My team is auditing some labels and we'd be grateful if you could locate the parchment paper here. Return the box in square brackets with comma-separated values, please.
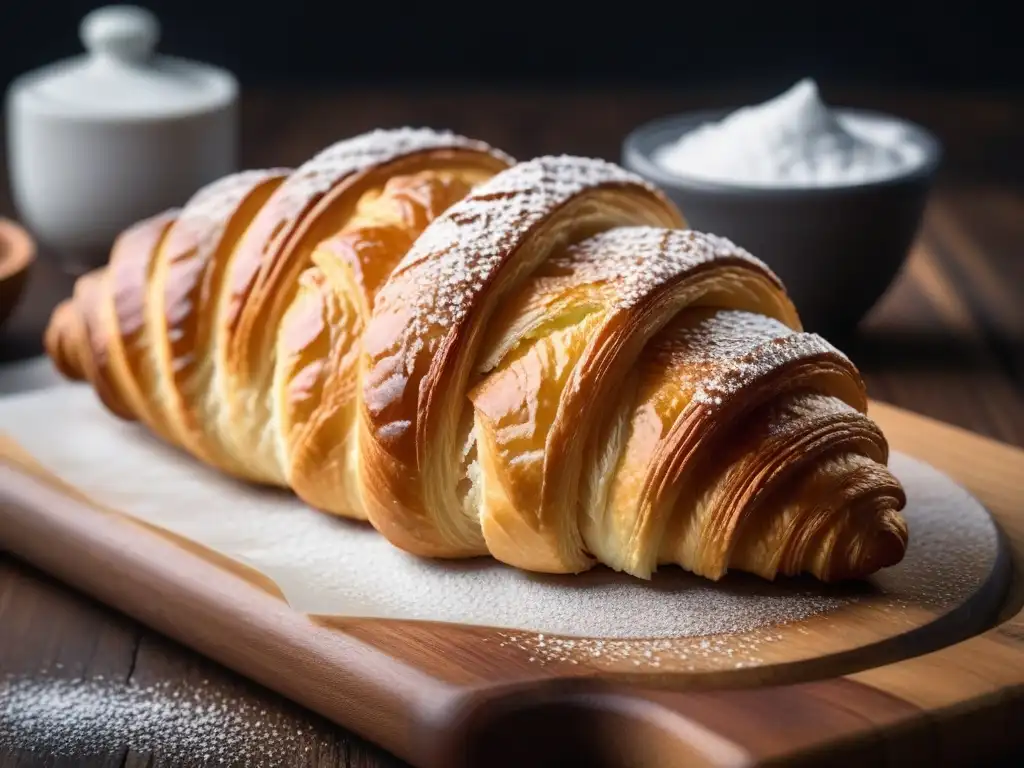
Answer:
[0, 379, 999, 638]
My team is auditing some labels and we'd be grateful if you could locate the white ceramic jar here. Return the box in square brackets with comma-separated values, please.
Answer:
[5, 5, 238, 271]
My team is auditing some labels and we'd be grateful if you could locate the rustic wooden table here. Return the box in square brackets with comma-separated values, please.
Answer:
[1, 85, 1022, 767]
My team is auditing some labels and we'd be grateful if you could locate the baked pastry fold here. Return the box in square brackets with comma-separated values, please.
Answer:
[45, 127, 908, 583]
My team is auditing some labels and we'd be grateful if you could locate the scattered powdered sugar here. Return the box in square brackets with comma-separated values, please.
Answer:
[168, 168, 293, 263]
[555, 227, 778, 310]
[373, 155, 662, 340]
[653, 309, 847, 407]
[271, 127, 511, 228]
[227, 127, 513, 314]
[489, 630, 788, 670]
[362, 156, 665, 434]
[163, 168, 291, 298]
[0, 673, 337, 764]
[0, 387, 1002, 649]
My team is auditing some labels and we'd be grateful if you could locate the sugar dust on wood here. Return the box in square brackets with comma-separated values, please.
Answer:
[0, 673, 339, 765]
[489, 629, 787, 668]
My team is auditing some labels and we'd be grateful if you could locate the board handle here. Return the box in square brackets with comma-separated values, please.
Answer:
[437, 667, 1009, 768]
[440, 680, 755, 767]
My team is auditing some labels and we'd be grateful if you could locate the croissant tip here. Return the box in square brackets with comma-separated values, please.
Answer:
[824, 523, 908, 582]
[863, 525, 909, 573]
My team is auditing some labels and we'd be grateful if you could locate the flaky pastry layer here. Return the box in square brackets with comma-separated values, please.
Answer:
[46, 128, 908, 583]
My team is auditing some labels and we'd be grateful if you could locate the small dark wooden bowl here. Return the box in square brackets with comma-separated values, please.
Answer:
[622, 109, 942, 342]
[0, 219, 36, 333]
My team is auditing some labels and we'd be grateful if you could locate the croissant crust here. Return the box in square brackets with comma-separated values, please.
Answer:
[45, 127, 908, 583]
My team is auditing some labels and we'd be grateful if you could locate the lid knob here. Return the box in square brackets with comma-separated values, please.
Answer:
[80, 5, 160, 64]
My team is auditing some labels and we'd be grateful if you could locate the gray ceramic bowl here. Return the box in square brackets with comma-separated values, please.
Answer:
[622, 109, 942, 341]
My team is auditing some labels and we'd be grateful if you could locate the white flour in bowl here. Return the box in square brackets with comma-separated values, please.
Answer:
[653, 78, 927, 187]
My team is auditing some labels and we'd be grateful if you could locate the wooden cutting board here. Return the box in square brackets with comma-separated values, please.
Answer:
[1, 398, 1023, 767]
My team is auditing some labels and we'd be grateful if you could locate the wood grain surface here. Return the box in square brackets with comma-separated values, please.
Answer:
[2, 84, 1023, 766]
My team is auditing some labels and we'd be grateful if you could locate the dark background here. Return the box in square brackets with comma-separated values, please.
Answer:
[0, 0, 1019, 93]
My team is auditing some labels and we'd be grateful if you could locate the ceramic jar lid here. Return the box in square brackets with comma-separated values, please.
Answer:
[7, 4, 237, 121]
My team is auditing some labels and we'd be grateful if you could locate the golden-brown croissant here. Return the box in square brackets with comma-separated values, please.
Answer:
[45, 127, 908, 583]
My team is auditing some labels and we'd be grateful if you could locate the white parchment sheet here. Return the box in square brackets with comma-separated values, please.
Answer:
[0, 383, 998, 638]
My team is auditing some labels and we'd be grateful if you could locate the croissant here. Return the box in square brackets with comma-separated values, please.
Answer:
[45, 127, 908, 583]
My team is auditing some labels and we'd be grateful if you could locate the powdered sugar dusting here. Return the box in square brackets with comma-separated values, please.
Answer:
[0, 389, 1003, 650]
[555, 227, 779, 310]
[229, 127, 512, 307]
[361, 156, 665, 433]
[166, 169, 291, 269]
[375, 155, 662, 341]
[0, 674, 339, 763]
[653, 309, 847, 407]
[490, 629, 788, 670]
[274, 128, 511, 224]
